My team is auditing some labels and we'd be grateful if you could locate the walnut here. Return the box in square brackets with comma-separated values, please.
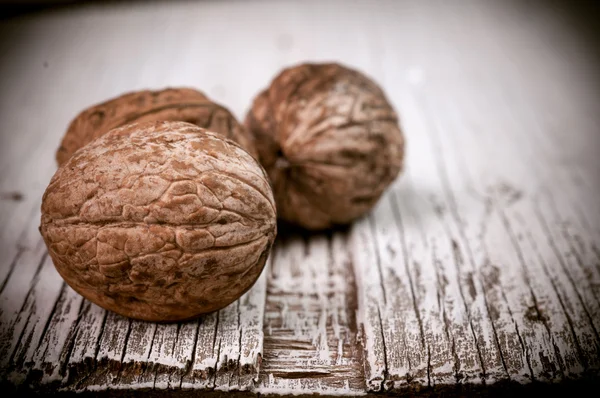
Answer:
[40, 121, 276, 322]
[56, 88, 256, 165]
[245, 63, 404, 230]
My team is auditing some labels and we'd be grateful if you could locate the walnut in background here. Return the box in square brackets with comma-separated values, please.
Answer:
[56, 87, 257, 165]
[246, 63, 405, 230]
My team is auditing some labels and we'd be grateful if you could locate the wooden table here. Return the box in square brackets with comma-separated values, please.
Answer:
[1, 0, 599, 395]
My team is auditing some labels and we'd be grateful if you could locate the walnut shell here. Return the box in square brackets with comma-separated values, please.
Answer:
[56, 88, 257, 165]
[41, 121, 276, 322]
[245, 63, 404, 230]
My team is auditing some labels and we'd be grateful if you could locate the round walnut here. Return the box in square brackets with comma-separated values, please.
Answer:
[245, 63, 404, 230]
[41, 121, 276, 322]
[56, 87, 256, 165]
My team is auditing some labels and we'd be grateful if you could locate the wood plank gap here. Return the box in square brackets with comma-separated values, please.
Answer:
[211, 312, 221, 389]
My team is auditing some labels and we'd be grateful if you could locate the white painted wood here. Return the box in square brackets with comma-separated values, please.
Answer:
[259, 232, 364, 395]
[0, 0, 599, 395]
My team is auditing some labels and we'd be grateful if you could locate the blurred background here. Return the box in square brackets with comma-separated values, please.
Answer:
[1, 0, 599, 184]
[1, 0, 599, 246]
[0, 0, 598, 240]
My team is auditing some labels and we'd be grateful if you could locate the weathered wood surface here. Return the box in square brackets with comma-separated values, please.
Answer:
[1, 0, 599, 395]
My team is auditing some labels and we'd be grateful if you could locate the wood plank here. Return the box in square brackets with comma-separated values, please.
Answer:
[353, 91, 495, 391]
[169, 320, 200, 388]
[79, 312, 131, 390]
[213, 302, 242, 390]
[455, 67, 600, 378]
[1, 256, 64, 384]
[180, 312, 219, 389]
[368, 198, 428, 389]
[427, 70, 598, 381]
[387, 184, 456, 388]
[56, 276, 266, 392]
[64, 302, 108, 386]
[217, 268, 268, 391]
[398, 0, 598, 379]
[350, 218, 387, 392]
[509, 203, 589, 378]
[421, 91, 534, 384]
[0, 235, 47, 364]
[111, 319, 156, 387]
[435, 91, 566, 383]
[30, 285, 85, 385]
[0, 202, 40, 292]
[258, 233, 364, 395]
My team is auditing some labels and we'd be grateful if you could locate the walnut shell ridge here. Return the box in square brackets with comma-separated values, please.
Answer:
[245, 63, 405, 230]
[41, 121, 276, 322]
[56, 87, 257, 165]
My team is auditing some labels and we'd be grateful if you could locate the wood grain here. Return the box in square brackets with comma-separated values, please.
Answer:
[1, 0, 599, 395]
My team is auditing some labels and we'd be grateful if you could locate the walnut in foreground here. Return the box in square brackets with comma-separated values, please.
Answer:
[56, 87, 257, 165]
[41, 121, 276, 322]
[245, 63, 404, 230]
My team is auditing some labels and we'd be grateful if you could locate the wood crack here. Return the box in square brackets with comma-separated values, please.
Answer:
[513, 323, 534, 380]
[211, 311, 220, 388]
[377, 307, 389, 391]
[480, 284, 510, 380]
[235, 300, 242, 387]
[212, 338, 222, 389]
[118, 319, 134, 366]
[92, 311, 110, 369]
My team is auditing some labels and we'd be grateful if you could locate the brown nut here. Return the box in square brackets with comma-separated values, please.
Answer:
[56, 87, 257, 165]
[41, 121, 276, 322]
[245, 63, 404, 230]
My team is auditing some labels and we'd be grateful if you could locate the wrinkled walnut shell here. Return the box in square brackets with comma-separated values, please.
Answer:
[245, 63, 404, 230]
[41, 121, 276, 322]
[56, 88, 256, 165]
